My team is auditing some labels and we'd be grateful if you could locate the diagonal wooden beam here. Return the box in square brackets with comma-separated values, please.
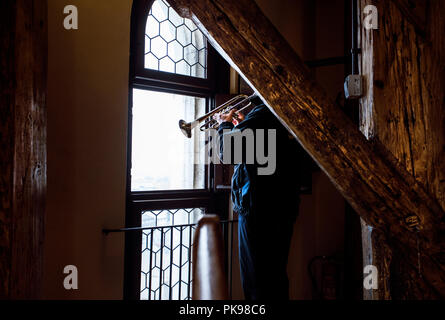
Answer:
[167, 0, 445, 296]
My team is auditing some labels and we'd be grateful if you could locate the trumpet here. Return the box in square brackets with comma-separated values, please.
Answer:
[179, 93, 257, 138]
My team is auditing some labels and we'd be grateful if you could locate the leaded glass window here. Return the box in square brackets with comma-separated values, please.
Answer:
[145, 0, 207, 78]
[140, 208, 203, 300]
[127, 0, 223, 301]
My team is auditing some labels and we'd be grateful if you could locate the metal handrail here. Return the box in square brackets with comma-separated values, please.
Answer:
[103, 219, 238, 235]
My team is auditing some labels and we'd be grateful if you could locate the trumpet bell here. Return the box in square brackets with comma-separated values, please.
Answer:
[179, 119, 192, 138]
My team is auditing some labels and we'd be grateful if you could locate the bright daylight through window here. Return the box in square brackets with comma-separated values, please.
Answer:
[131, 89, 206, 191]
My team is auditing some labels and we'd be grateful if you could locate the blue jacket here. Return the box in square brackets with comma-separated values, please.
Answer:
[217, 104, 304, 218]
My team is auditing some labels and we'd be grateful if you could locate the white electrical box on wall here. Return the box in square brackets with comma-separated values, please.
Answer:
[344, 74, 363, 99]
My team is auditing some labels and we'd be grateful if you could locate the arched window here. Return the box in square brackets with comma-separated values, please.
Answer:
[125, 0, 229, 300]
[130, 0, 215, 193]
[144, 0, 207, 78]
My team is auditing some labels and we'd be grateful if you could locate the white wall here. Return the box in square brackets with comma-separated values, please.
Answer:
[44, 0, 132, 299]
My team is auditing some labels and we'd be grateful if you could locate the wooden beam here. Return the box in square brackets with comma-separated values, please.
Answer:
[359, 0, 445, 298]
[391, 0, 427, 38]
[192, 215, 228, 300]
[0, 0, 47, 299]
[167, 0, 445, 296]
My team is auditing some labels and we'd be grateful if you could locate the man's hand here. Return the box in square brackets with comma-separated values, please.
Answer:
[213, 109, 245, 125]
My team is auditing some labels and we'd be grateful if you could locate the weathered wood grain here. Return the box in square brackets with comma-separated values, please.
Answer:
[167, 0, 445, 296]
[360, 0, 445, 299]
[390, 0, 427, 38]
[0, 0, 47, 299]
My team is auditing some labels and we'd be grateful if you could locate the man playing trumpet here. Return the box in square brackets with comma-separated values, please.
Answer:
[214, 97, 305, 300]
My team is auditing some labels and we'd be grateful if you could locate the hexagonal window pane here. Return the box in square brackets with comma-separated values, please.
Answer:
[192, 30, 205, 50]
[142, 231, 147, 247]
[151, 36, 167, 59]
[181, 234, 189, 248]
[141, 288, 149, 300]
[180, 282, 189, 300]
[171, 282, 180, 300]
[144, 52, 158, 70]
[163, 229, 172, 249]
[161, 250, 171, 270]
[140, 272, 147, 290]
[160, 20, 175, 43]
[151, 0, 168, 22]
[142, 212, 156, 227]
[172, 245, 181, 266]
[199, 48, 206, 66]
[172, 209, 188, 225]
[154, 251, 162, 269]
[167, 41, 183, 62]
[161, 284, 170, 299]
[145, 35, 151, 54]
[184, 44, 198, 65]
[172, 228, 181, 250]
[156, 210, 172, 227]
[152, 289, 159, 300]
[141, 250, 151, 273]
[181, 265, 189, 283]
[162, 268, 170, 285]
[176, 25, 192, 46]
[151, 268, 160, 290]
[169, 7, 183, 26]
[152, 229, 162, 251]
[184, 18, 197, 32]
[176, 60, 191, 76]
[191, 64, 205, 78]
[181, 245, 189, 266]
[145, 15, 159, 38]
[171, 264, 180, 285]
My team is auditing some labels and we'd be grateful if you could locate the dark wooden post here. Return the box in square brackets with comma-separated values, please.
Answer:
[166, 0, 445, 297]
[0, 0, 47, 299]
[359, 0, 445, 299]
[192, 215, 228, 300]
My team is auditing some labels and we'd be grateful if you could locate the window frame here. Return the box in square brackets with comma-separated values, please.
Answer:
[130, 0, 216, 96]
[124, 0, 229, 300]
[128, 0, 218, 197]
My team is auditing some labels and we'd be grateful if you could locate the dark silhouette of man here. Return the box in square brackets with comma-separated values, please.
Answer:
[215, 98, 305, 300]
